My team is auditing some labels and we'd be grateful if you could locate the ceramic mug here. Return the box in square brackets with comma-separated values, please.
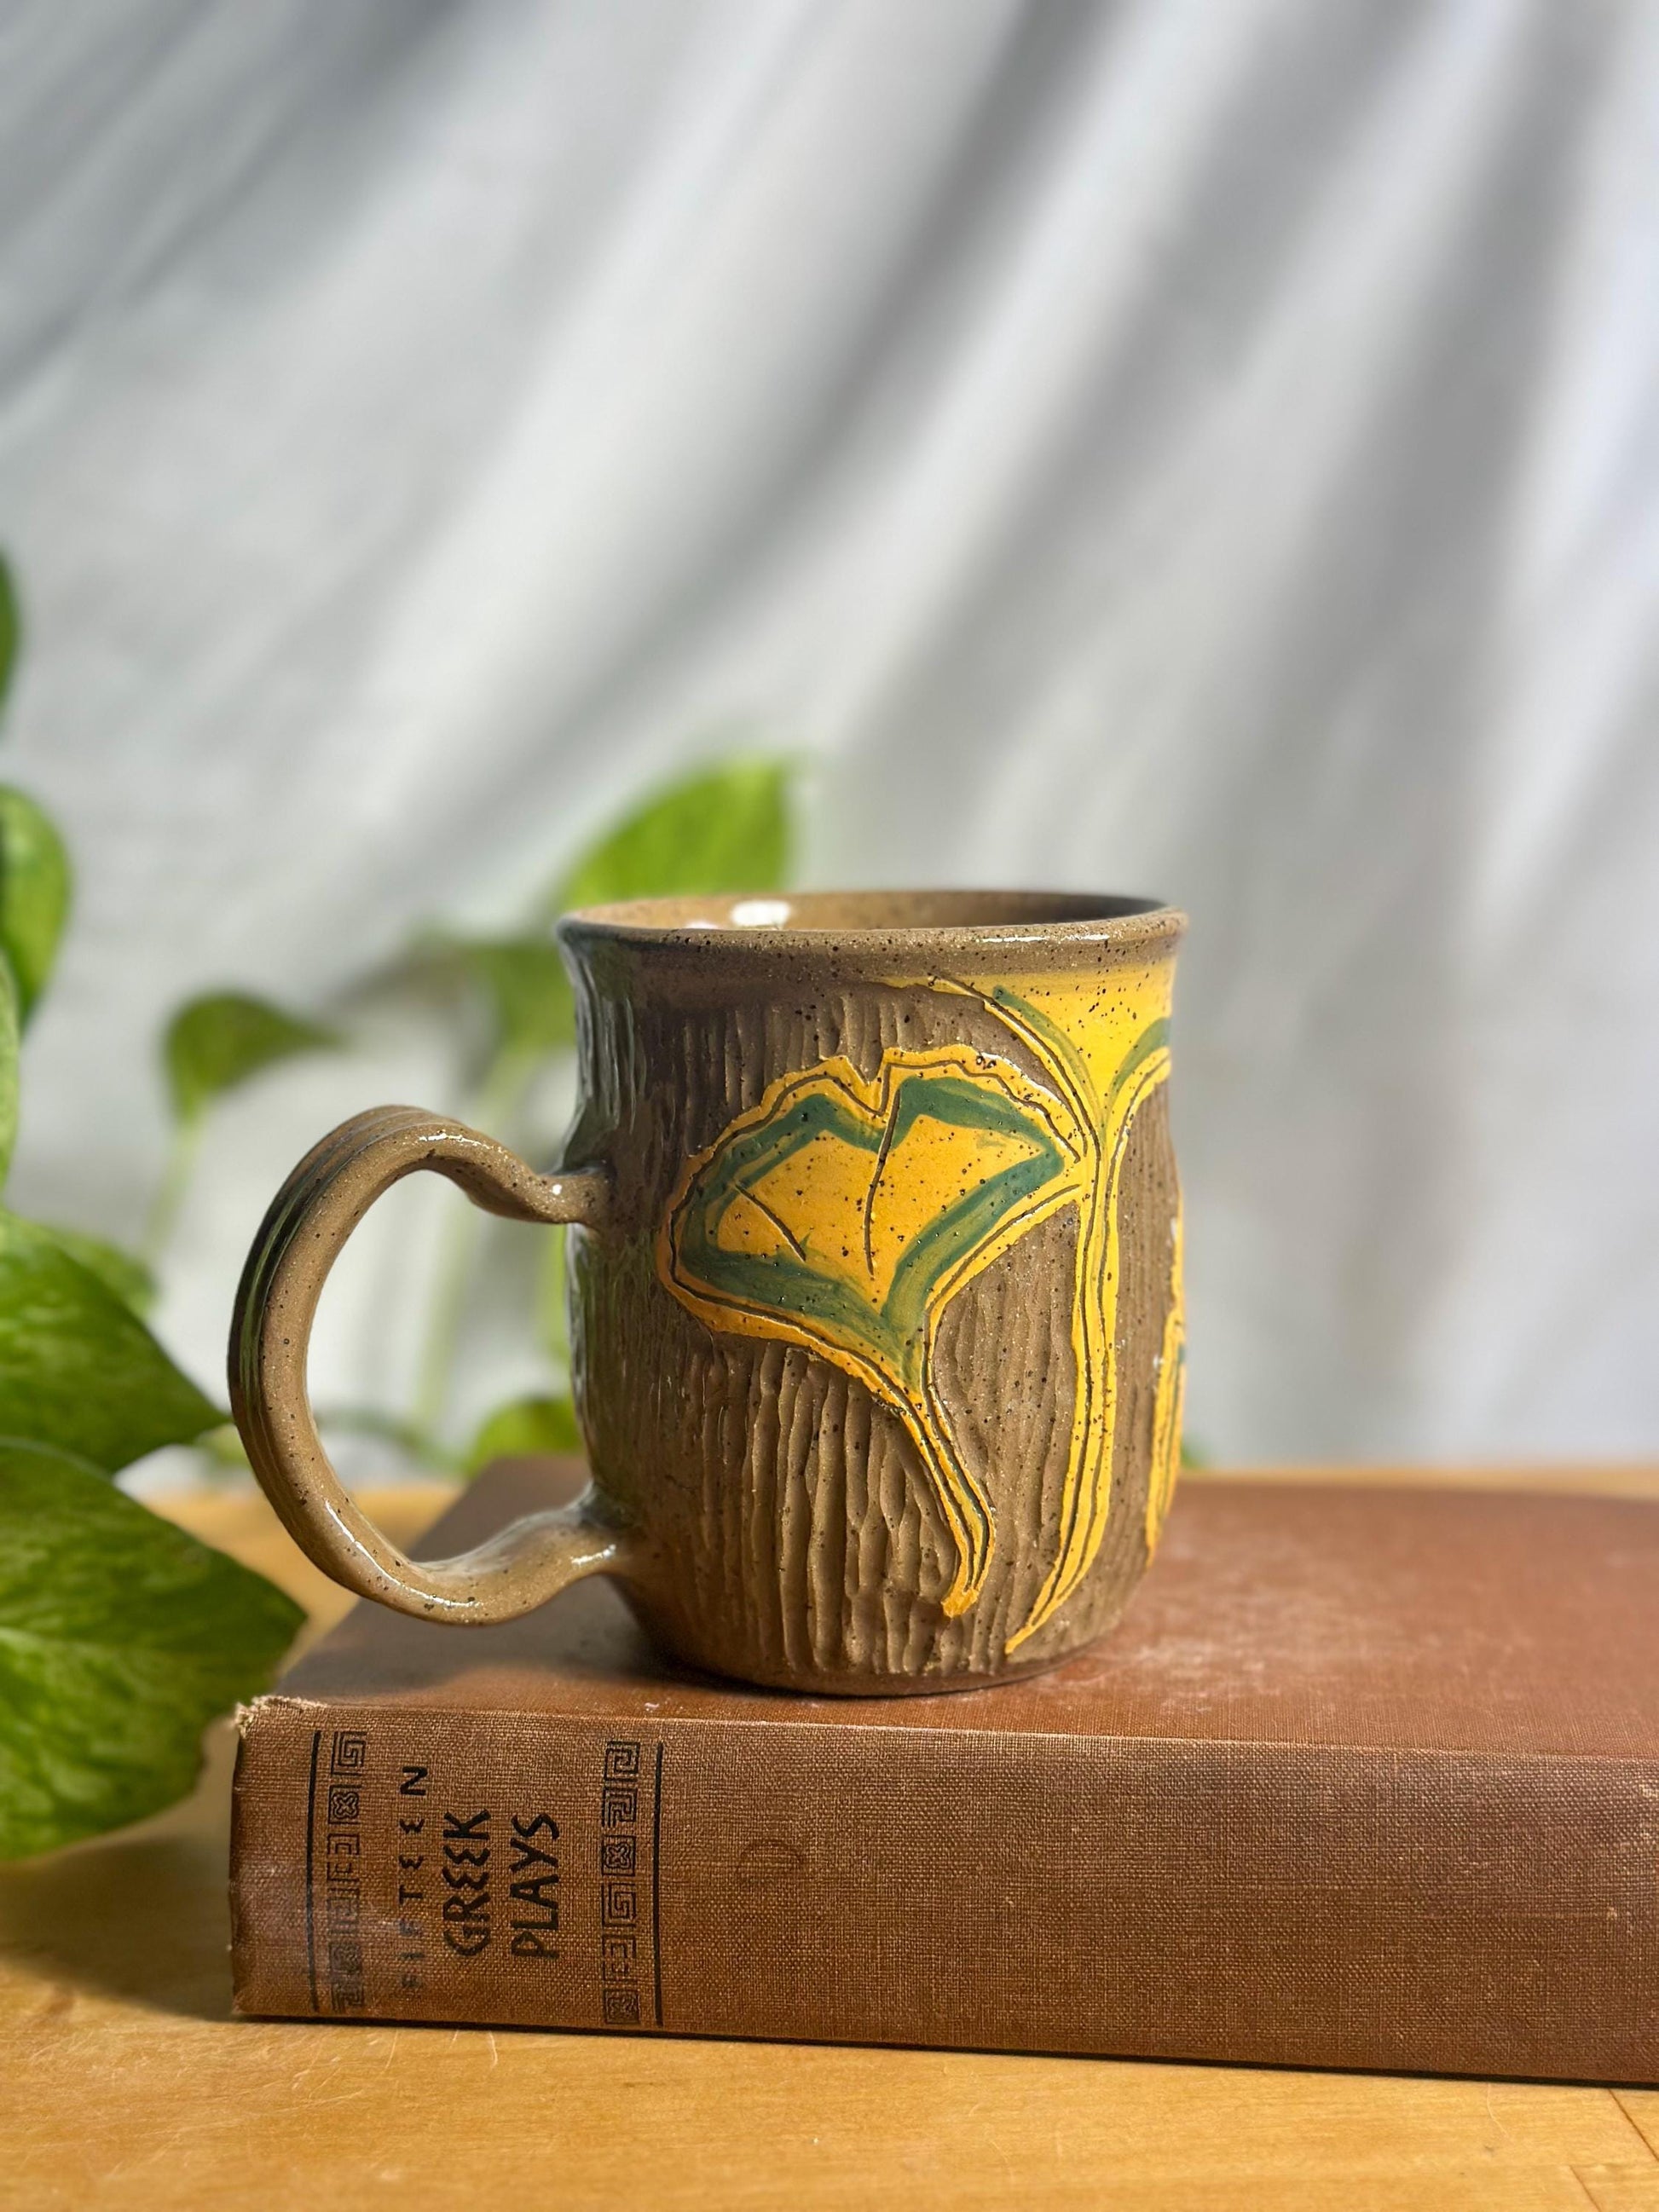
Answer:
[230, 891, 1186, 1694]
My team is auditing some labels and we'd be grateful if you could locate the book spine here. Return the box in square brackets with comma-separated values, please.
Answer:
[231, 1695, 1659, 2079]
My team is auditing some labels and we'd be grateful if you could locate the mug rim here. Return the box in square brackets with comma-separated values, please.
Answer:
[558, 888, 1185, 958]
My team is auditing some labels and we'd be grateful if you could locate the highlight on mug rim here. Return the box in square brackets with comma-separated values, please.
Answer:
[558, 888, 1187, 959]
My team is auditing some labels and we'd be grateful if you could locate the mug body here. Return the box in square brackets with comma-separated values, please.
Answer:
[557, 891, 1185, 1695]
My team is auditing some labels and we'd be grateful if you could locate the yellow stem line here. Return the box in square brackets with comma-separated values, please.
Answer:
[1007, 1044, 1170, 1650]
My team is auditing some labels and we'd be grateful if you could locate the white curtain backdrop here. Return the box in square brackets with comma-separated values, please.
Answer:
[1, 0, 1656, 1468]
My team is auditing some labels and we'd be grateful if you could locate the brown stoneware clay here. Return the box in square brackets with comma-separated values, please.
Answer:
[229, 891, 1185, 1693]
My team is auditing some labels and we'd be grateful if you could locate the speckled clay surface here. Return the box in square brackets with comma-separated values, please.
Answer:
[230, 891, 1185, 1695]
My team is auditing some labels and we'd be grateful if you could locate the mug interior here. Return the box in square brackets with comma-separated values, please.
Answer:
[561, 888, 1170, 937]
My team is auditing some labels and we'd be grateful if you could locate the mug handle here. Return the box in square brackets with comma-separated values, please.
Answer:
[228, 1105, 631, 1625]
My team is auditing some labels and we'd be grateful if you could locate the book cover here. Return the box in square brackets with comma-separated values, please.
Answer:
[232, 1458, 1659, 2080]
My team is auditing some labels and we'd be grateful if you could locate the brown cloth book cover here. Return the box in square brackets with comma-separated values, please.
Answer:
[231, 1460, 1659, 2081]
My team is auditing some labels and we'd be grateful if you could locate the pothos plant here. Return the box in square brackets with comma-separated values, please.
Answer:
[0, 557, 303, 1862]
[158, 753, 795, 1480]
[0, 550, 795, 1862]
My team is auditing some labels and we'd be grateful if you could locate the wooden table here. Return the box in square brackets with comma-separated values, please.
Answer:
[8, 1470, 1659, 2211]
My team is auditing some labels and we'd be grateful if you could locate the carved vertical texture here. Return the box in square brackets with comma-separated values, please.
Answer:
[567, 958, 1180, 1691]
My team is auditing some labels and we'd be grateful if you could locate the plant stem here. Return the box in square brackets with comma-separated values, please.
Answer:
[142, 1117, 204, 1268]
[316, 1403, 460, 1474]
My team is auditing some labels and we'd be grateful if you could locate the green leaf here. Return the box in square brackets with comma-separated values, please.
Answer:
[0, 556, 17, 720]
[192, 1420, 252, 1472]
[429, 760, 795, 1070]
[552, 758, 793, 915]
[0, 1212, 218, 1470]
[26, 1223, 154, 1315]
[164, 992, 336, 1127]
[0, 959, 16, 1190]
[0, 1441, 303, 1858]
[0, 787, 71, 1022]
[454, 937, 574, 1060]
[464, 1393, 581, 1476]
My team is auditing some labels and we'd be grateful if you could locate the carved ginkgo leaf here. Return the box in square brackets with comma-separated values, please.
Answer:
[660, 1046, 1084, 1611]
[656, 989, 1178, 1648]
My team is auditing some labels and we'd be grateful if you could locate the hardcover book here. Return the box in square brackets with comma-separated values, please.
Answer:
[231, 1458, 1659, 2080]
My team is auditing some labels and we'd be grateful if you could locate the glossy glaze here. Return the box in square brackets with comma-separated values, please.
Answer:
[230, 892, 1185, 1694]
